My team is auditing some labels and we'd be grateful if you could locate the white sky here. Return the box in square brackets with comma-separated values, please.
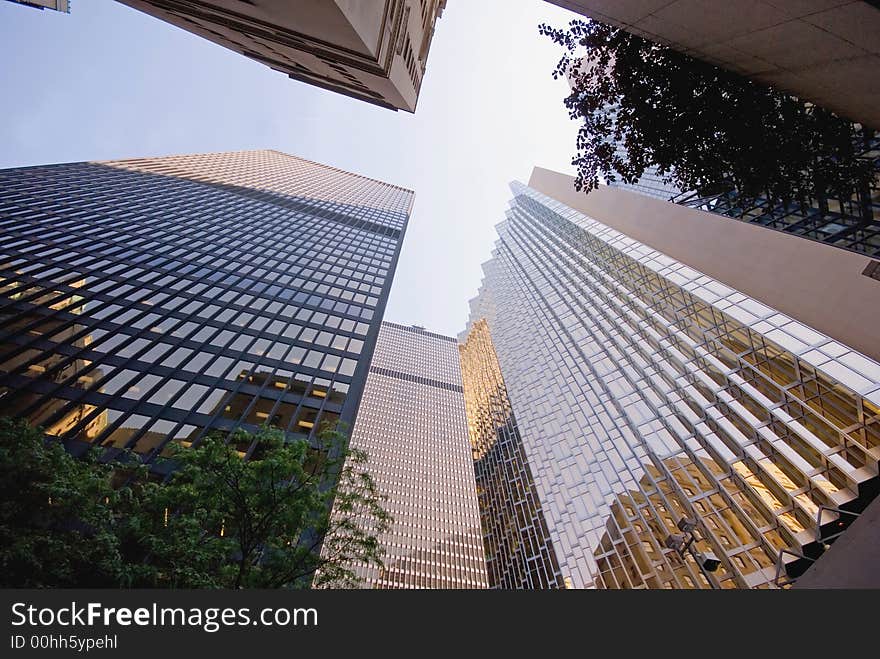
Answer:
[0, 0, 581, 336]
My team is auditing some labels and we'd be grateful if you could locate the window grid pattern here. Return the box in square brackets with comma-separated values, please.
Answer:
[326, 322, 488, 589]
[459, 318, 565, 589]
[0, 150, 411, 462]
[612, 137, 880, 257]
[467, 181, 880, 589]
[609, 143, 682, 202]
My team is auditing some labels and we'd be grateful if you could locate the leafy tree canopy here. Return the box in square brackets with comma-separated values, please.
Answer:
[0, 417, 120, 587]
[0, 417, 390, 588]
[539, 19, 876, 206]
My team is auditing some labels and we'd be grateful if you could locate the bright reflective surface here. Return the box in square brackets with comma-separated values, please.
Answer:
[465, 182, 880, 588]
[0, 150, 411, 460]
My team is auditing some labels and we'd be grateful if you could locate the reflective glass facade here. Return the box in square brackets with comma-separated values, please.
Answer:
[0, 150, 412, 464]
[327, 321, 488, 588]
[459, 318, 565, 589]
[609, 143, 681, 202]
[466, 181, 880, 588]
[611, 138, 880, 257]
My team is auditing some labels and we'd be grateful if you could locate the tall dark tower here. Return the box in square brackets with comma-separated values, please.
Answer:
[0, 150, 412, 464]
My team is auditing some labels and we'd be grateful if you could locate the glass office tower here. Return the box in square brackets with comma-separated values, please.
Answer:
[608, 143, 681, 203]
[606, 144, 880, 257]
[0, 150, 412, 466]
[464, 180, 880, 588]
[459, 318, 565, 589]
[327, 321, 488, 588]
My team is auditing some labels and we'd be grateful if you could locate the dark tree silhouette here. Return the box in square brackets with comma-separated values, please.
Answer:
[539, 19, 876, 206]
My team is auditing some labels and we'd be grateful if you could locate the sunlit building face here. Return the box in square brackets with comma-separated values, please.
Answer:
[326, 322, 488, 589]
[0, 150, 412, 462]
[115, 1, 447, 113]
[459, 318, 565, 589]
[463, 181, 880, 589]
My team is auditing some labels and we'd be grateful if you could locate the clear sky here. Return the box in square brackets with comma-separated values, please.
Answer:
[0, 0, 580, 337]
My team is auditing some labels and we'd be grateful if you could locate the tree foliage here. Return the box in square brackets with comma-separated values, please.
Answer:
[538, 19, 876, 206]
[0, 417, 390, 588]
[0, 418, 121, 587]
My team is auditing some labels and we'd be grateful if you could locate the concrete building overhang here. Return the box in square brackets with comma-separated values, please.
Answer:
[546, 1, 880, 128]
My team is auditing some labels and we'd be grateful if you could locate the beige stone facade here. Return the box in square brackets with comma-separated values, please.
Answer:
[116, 0, 446, 111]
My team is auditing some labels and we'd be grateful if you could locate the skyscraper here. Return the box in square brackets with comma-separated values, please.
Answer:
[459, 318, 565, 589]
[462, 177, 880, 588]
[0, 150, 412, 466]
[607, 154, 680, 202]
[326, 321, 488, 589]
[115, 1, 446, 112]
[581, 110, 878, 255]
[558, 12, 879, 256]
[664, 159, 880, 257]
[528, 168, 880, 365]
